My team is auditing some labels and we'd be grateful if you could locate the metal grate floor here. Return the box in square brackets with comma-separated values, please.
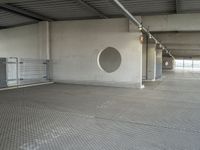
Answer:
[1, 71, 200, 150]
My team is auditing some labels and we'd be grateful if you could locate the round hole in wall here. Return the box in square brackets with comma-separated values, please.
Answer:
[98, 47, 122, 73]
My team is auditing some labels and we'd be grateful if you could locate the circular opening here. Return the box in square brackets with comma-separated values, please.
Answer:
[98, 47, 122, 73]
[165, 61, 169, 66]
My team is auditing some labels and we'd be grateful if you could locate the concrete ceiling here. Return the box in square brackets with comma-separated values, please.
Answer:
[153, 32, 200, 57]
[0, 0, 200, 28]
[0, 0, 200, 58]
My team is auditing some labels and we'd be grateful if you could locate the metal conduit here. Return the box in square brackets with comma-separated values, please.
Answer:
[110, 0, 175, 59]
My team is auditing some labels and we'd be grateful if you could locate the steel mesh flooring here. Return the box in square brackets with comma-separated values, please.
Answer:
[1, 71, 200, 150]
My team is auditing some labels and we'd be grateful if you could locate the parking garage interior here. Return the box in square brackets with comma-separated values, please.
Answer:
[0, 0, 200, 149]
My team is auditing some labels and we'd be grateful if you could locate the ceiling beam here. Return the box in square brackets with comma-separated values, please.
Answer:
[166, 44, 200, 50]
[175, 0, 180, 13]
[0, 26, 7, 29]
[0, 3, 54, 21]
[171, 49, 200, 52]
[0, 0, 34, 3]
[76, 0, 108, 19]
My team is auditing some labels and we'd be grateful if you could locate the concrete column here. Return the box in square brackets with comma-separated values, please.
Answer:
[156, 49, 162, 79]
[147, 44, 156, 81]
[142, 42, 147, 80]
[142, 35, 148, 80]
[38, 21, 50, 60]
[163, 57, 175, 70]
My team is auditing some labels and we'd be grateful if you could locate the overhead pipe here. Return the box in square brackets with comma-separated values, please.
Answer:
[110, 0, 175, 59]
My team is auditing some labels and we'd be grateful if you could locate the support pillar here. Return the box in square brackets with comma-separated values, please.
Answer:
[38, 21, 50, 60]
[147, 44, 156, 81]
[156, 49, 162, 79]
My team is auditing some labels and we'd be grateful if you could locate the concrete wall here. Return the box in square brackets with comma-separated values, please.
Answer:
[0, 18, 143, 88]
[50, 18, 143, 88]
[0, 22, 48, 59]
[0, 22, 50, 87]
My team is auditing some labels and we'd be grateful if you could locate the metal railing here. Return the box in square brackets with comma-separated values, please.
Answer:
[0, 57, 50, 89]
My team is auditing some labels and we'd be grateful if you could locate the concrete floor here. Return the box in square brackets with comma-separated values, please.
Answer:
[1, 70, 200, 150]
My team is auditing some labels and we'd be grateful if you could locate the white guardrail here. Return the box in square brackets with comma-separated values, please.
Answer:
[0, 57, 51, 89]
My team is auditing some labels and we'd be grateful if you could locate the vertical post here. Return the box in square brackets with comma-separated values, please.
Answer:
[38, 21, 50, 60]
[46, 21, 50, 60]
[16, 57, 19, 87]
[146, 35, 149, 80]
[147, 44, 157, 81]
[156, 49, 163, 79]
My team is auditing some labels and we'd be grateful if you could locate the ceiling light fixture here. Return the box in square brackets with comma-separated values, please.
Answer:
[138, 25, 143, 31]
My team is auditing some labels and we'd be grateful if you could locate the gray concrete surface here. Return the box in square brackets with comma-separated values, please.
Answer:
[51, 19, 142, 88]
[0, 19, 143, 88]
[0, 22, 49, 59]
[152, 32, 200, 57]
[156, 49, 162, 79]
[0, 70, 200, 150]
[142, 13, 200, 32]
[147, 44, 156, 81]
